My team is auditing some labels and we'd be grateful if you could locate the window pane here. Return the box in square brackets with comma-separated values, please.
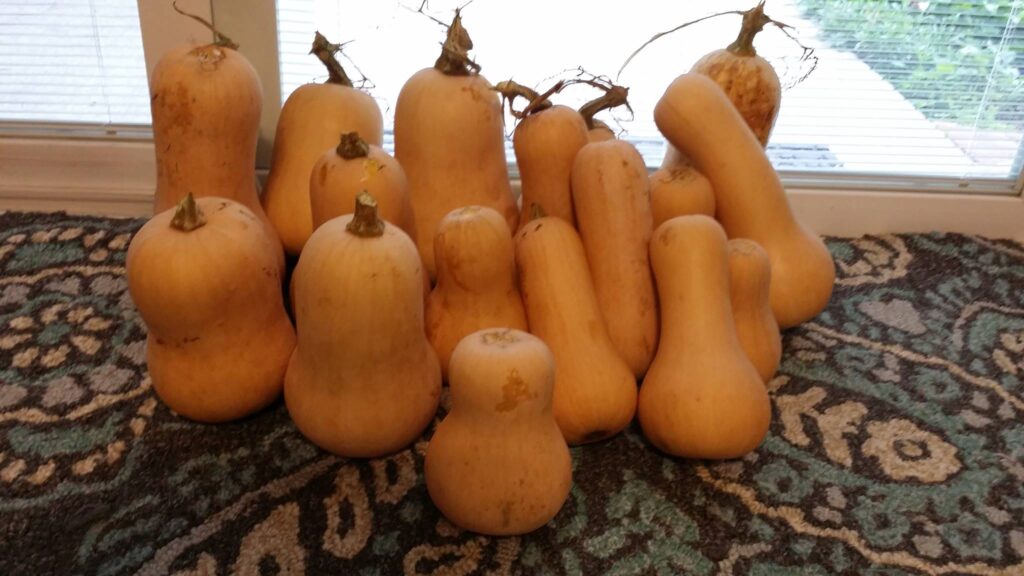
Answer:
[0, 0, 151, 125]
[276, 0, 1023, 186]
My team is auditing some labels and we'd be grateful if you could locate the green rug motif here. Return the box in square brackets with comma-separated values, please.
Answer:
[1, 211, 1023, 575]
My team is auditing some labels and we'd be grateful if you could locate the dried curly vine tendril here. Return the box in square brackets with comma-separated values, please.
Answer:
[310, 31, 354, 87]
[171, 1, 238, 50]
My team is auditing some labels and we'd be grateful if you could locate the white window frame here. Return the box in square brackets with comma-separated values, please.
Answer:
[0, 0, 1021, 241]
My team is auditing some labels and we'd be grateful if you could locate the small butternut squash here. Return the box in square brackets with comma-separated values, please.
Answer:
[262, 32, 384, 255]
[691, 1, 781, 147]
[426, 206, 528, 379]
[425, 328, 572, 536]
[728, 238, 782, 383]
[394, 11, 518, 279]
[149, 25, 283, 266]
[515, 215, 637, 445]
[654, 72, 834, 328]
[285, 192, 441, 457]
[571, 140, 658, 377]
[309, 131, 416, 238]
[640, 215, 771, 459]
[650, 164, 716, 227]
[126, 194, 295, 423]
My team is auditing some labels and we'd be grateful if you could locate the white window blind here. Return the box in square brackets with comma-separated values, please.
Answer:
[0, 0, 150, 125]
[277, 0, 1022, 192]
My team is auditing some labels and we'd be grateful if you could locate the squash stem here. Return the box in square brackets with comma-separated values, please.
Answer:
[529, 202, 547, 221]
[434, 9, 481, 76]
[494, 79, 554, 119]
[346, 191, 385, 237]
[310, 31, 354, 87]
[578, 84, 631, 130]
[171, 1, 238, 50]
[727, 1, 771, 57]
[170, 193, 206, 232]
[337, 132, 370, 159]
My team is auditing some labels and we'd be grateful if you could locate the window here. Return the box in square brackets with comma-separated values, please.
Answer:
[0, 0, 151, 126]
[276, 0, 1023, 194]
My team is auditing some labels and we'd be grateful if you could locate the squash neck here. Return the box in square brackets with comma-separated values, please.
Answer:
[727, 1, 770, 57]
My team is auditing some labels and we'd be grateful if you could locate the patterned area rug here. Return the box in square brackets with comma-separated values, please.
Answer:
[2, 210, 1024, 575]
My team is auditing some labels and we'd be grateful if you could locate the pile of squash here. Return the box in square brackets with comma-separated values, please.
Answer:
[126, 3, 834, 536]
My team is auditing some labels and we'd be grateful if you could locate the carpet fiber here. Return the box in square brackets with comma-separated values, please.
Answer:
[2, 210, 1023, 575]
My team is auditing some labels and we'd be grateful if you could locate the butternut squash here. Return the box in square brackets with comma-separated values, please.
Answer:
[587, 119, 616, 142]
[640, 215, 771, 459]
[502, 83, 588, 228]
[728, 238, 782, 383]
[126, 195, 295, 423]
[309, 131, 416, 237]
[285, 192, 441, 457]
[654, 72, 834, 328]
[650, 164, 716, 227]
[425, 328, 572, 535]
[262, 32, 384, 255]
[515, 215, 637, 445]
[149, 21, 283, 267]
[394, 11, 518, 279]
[571, 140, 658, 377]
[426, 206, 528, 379]
[691, 1, 781, 147]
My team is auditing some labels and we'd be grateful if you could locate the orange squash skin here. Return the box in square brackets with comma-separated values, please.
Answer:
[262, 83, 384, 255]
[640, 215, 771, 459]
[728, 238, 782, 383]
[308, 140, 415, 238]
[513, 105, 589, 228]
[654, 73, 834, 328]
[395, 68, 518, 279]
[571, 140, 658, 378]
[149, 43, 283, 266]
[425, 328, 572, 535]
[650, 165, 716, 226]
[127, 197, 295, 423]
[515, 216, 637, 445]
[284, 207, 440, 458]
[426, 206, 528, 379]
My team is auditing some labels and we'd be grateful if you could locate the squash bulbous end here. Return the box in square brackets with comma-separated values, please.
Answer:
[346, 191, 385, 237]
[170, 193, 206, 232]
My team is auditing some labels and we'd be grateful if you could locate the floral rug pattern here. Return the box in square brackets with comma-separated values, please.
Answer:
[1, 211, 1023, 575]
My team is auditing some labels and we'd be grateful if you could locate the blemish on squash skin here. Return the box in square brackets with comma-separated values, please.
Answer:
[495, 369, 534, 412]
[500, 500, 514, 527]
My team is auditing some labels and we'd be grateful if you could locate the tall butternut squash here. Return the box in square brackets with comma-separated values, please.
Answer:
[149, 22, 283, 266]
[515, 216, 637, 445]
[728, 238, 782, 383]
[501, 83, 588, 228]
[571, 140, 658, 377]
[285, 193, 441, 457]
[394, 11, 517, 279]
[654, 72, 834, 328]
[426, 206, 527, 379]
[127, 195, 295, 423]
[262, 32, 384, 255]
[425, 328, 572, 535]
[640, 215, 771, 459]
